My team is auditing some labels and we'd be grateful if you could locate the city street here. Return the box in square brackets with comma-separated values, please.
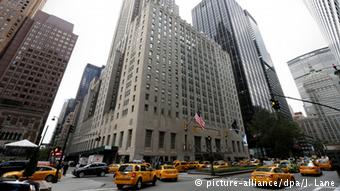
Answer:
[52, 169, 340, 191]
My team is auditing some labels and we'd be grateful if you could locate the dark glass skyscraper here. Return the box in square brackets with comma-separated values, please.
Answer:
[75, 64, 104, 102]
[192, 0, 291, 130]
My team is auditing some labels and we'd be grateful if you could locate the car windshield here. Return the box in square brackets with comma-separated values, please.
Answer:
[118, 165, 133, 172]
[305, 162, 315, 167]
[163, 166, 175, 169]
[255, 168, 272, 172]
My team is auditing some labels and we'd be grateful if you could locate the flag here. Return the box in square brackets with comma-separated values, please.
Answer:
[194, 112, 205, 129]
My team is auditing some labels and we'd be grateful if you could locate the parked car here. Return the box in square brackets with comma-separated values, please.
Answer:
[251, 166, 295, 187]
[0, 161, 28, 176]
[72, 163, 108, 178]
[115, 164, 157, 190]
[155, 165, 178, 181]
[2, 165, 61, 182]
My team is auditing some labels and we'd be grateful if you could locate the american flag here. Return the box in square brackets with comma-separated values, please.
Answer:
[194, 112, 205, 129]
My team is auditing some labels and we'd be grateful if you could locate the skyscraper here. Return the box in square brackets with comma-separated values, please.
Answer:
[288, 47, 340, 116]
[304, 0, 340, 65]
[192, 0, 291, 132]
[69, 0, 248, 162]
[0, 0, 46, 55]
[288, 48, 340, 145]
[0, 10, 77, 145]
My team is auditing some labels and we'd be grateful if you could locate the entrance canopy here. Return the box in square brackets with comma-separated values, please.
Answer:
[5, 139, 38, 148]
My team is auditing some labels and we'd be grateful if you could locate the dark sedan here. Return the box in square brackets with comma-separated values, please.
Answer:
[72, 163, 108, 178]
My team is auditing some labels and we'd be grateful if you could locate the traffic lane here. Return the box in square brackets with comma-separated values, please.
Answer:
[52, 173, 115, 191]
[135, 171, 340, 191]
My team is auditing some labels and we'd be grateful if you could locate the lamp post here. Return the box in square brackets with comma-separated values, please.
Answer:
[206, 136, 215, 176]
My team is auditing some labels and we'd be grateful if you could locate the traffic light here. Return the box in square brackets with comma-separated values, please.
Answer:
[270, 99, 280, 110]
[184, 123, 188, 132]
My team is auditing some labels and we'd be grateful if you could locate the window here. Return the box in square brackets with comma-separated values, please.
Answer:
[145, 130, 153, 147]
[107, 135, 111, 145]
[232, 141, 235, 152]
[127, 129, 132, 148]
[145, 93, 149, 100]
[194, 136, 201, 152]
[159, 131, 165, 149]
[144, 104, 149, 111]
[215, 139, 221, 152]
[119, 131, 124, 147]
[112, 133, 117, 146]
[171, 133, 176, 149]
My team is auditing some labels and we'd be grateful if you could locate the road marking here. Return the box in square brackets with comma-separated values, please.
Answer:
[79, 188, 117, 191]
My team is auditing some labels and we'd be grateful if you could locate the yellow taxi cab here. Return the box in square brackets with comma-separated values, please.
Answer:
[316, 159, 332, 171]
[114, 164, 157, 190]
[197, 161, 210, 169]
[108, 164, 120, 174]
[212, 161, 228, 169]
[155, 165, 178, 181]
[188, 161, 199, 169]
[173, 160, 189, 172]
[300, 161, 322, 176]
[2, 165, 61, 182]
[251, 166, 295, 187]
[278, 160, 299, 173]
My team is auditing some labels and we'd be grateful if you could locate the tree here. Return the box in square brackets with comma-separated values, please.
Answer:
[23, 148, 40, 178]
[249, 108, 302, 158]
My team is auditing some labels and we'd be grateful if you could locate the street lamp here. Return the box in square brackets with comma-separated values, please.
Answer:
[206, 136, 215, 176]
[51, 116, 75, 183]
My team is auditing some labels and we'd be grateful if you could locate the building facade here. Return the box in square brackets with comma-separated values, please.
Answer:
[50, 98, 75, 147]
[0, 11, 77, 146]
[191, 0, 291, 139]
[0, 0, 46, 55]
[289, 48, 340, 145]
[69, 1, 248, 162]
[304, 0, 340, 65]
[288, 47, 340, 116]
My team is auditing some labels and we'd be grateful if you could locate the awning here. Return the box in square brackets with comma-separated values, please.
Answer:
[5, 139, 38, 148]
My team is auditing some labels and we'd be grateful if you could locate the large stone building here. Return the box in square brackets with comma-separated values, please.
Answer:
[191, 0, 291, 148]
[304, 0, 340, 65]
[0, 11, 77, 146]
[0, 0, 46, 55]
[69, 0, 248, 163]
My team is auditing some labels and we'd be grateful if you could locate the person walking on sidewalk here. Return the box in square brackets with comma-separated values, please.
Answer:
[63, 162, 69, 176]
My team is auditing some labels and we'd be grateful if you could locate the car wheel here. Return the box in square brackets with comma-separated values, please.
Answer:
[78, 172, 85, 178]
[135, 178, 143, 190]
[45, 175, 54, 182]
[116, 184, 124, 190]
[152, 176, 157, 186]
[99, 171, 105, 177]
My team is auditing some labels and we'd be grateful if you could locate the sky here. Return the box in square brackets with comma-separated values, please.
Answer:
[41, 0, 327, 143]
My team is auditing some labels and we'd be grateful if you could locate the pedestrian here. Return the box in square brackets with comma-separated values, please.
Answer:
[63, 162, 69, 176]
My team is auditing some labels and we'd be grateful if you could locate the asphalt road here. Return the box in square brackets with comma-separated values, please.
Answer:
[52, 169, 340, 191]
